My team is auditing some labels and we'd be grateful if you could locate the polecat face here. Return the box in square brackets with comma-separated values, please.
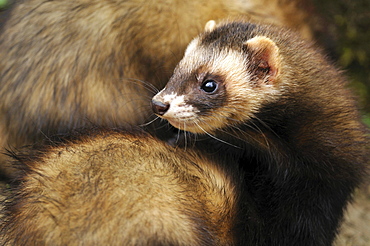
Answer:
[152, 21, 283, 134]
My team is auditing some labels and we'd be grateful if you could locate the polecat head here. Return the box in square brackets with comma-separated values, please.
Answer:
[152, 21, 286, 134]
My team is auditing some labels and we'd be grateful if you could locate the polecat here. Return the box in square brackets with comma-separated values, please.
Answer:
[0, 128, 256, 245]
[152, 20, 369, 245]
[0, 0, 317, 179]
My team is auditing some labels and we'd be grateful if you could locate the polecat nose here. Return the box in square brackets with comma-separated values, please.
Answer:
[151, 100, 170, 116]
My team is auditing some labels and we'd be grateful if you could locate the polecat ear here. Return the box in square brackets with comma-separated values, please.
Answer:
[244, 36, 281, 85]
[204, 20, 216, 32]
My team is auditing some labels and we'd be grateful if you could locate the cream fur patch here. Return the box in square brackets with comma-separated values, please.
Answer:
[163, 94, 197, 120]
[162, 92, 177, 104]
[184, 39, 200, 57]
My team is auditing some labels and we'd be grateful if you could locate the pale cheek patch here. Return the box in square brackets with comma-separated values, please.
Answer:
[212, 51, 260, 119]
[211, 50, 248, 81]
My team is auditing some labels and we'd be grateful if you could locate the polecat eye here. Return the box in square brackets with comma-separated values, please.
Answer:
[201, 80, 218, 93]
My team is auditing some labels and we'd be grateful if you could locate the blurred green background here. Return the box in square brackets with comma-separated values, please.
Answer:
[313, 0, 370, 126]
[1, 0, 369, 126]
[0, 0, 7, 8]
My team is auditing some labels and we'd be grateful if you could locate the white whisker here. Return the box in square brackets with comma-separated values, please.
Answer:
[253, 115, 281, 140]
[194, 122, 241, 149]
[139, 116, 160, 127]
[198, 114, 274, 150]
[121, 78, 160, 94]
[248, 119, 270, 148]
[183, 122, 188, 151]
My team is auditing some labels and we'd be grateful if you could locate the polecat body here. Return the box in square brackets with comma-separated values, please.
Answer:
[0, 128, 254, 245]
[152, 21, 369, 245]
[0, 0, 316, 178]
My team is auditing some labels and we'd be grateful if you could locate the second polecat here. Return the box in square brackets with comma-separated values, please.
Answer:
[0, 128, 254, 245]
[152, 20, 369, 245]
[0, 0, 317, 179]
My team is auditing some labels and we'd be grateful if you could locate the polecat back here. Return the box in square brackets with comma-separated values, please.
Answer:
[0, 128, 253, 245]
[152, 20, 369, 245]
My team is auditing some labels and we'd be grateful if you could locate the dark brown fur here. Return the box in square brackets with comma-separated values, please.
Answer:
[0, 0, 316, 178]
[152, 21, 369, 245]
[0, 128, 254, 245]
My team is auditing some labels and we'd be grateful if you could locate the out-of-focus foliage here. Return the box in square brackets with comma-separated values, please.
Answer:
[313, 0, 370, 126]
[0, 0, 8, 9]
